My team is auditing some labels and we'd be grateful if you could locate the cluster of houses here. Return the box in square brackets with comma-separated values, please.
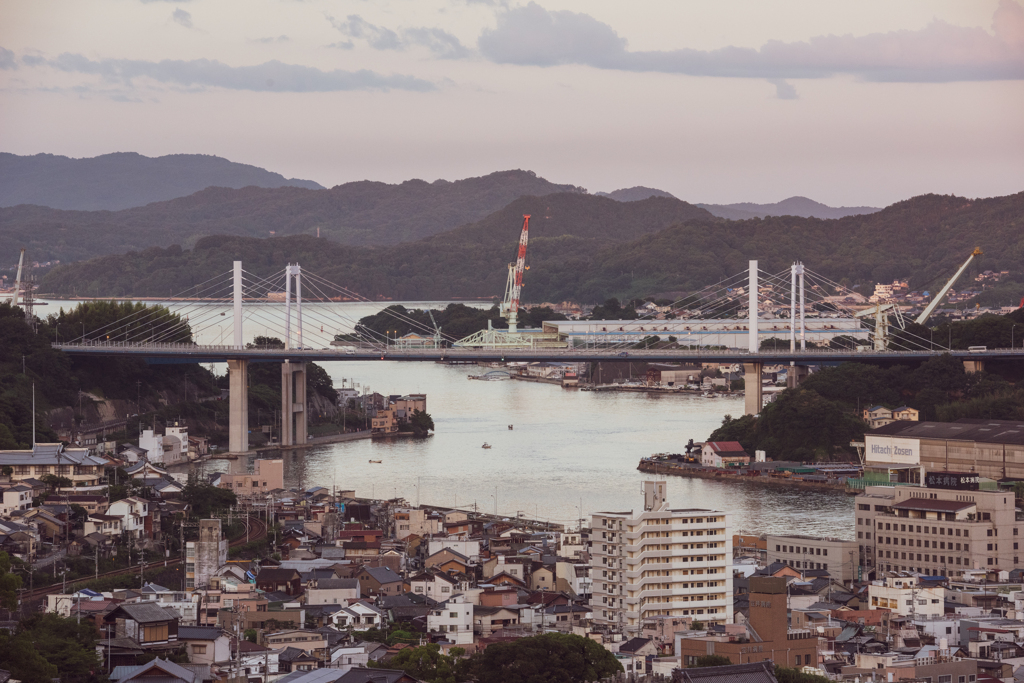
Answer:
[9, 437, 1024, 682]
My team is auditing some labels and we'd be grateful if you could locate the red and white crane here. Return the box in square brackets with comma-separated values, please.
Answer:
[500, 214, 531, 333]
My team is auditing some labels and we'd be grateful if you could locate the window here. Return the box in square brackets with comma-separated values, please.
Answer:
[193, 645, 207, 654]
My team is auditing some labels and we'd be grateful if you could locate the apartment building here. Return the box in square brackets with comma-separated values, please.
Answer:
[766, 534, 859, 584]
[591, 481, 732, 633]
[855, 485, 1020, 578]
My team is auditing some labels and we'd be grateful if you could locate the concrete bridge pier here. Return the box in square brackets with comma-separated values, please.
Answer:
[744, 362, 762, 416]
[281, 361, 307, 446]
[227, 359, 249, 454]
[787, 363, 809, 389]
[963, 359, 985, 374]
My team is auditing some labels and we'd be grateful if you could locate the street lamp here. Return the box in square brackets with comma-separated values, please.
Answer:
[1013, 324, 1018, 350]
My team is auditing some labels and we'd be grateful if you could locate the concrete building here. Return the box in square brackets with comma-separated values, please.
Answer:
[395, 508, 441, 541]
[766, 534, 859, 584]
[138, 423, 189, 465]
[427, 593, 474, 645]
[675, 577, 819, 669]
[541, 317, 869, 348]
[185, 519, 227, 590]
[867, 573, 945, 617]
[864, 418, 1024, 482]
[306, 578, 360, 605]
[216, 459, 284, 496]
[855, 484, 1019, 578]
[591, 481, 732, 633]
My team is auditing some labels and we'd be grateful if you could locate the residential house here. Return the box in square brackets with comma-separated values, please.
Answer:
[104, 602, 180, 648]
[529, 564, 556, 591]
[355, 566, 403, 597]
[863, 406, 895, 429]
[264, 630, 328, 660]
[307, 578, 361, 605]
[474, 606, 521, 635]
[107, 497, 151, 539]
[108, 658, 206, 683]
[256, 567, 303, 596]
[892, 406, 920, 421]
[84, 513, 124, 539]
[0, 484, 32, 516]
[424, 548, 472, 575]
[618, 637, 659, 675]
[407, 571, 459, 602]
[176, 626, 230, 666]
[330, 601, 385, 629]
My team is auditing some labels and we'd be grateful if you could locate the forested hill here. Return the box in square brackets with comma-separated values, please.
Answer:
[39, 192, 714, 299]
[0, 152, 323, 211]
[37, 190, 1024, 304]
[0, 169, 586, 265]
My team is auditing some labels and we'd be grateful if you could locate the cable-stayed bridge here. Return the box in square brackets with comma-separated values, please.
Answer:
[48, 260, 1023, 454]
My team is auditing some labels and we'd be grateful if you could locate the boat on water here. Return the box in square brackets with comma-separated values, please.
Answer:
[369, 459, 382, 463]
[481, 443, 492, 449]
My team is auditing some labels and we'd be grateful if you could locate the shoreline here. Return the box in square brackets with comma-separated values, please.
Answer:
[637, 459, 850, 493]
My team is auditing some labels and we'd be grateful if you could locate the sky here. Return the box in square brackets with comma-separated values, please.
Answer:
[1, 0, 1023, 206]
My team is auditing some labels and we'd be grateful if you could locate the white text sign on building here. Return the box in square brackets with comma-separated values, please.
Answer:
[864, 436, 920, 465]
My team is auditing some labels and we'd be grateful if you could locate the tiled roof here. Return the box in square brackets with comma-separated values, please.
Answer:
[705, 441, 746, 452]
[674, 661, 778, 683]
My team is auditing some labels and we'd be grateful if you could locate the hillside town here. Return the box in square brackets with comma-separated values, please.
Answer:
[4, 426, 1024, 682]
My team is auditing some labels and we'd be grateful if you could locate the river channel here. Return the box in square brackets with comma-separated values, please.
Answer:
[44, 298, 855, 538]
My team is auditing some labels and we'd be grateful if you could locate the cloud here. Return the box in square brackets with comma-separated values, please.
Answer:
[477, 1, 1024, 82]
[12, 50, 434, 92]
[252, 35, 291, 44]
[327, 14, 470, 59]
[769, 78, 797, 99]
[0, 47, 16, 70]
[171, 8, 193, 29]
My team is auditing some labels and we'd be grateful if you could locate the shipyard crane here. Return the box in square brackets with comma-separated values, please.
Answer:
[915, 247, 983, 325]
[10, 248, 25, 306]
[499, 214, 531, 333]
[427, 309, 443, 348]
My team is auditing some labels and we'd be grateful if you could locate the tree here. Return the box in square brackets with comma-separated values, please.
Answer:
[40, 473, 73, 491]
[0, 551, 23, 611]
[410, 409, 435, 437]
[244, 628, 258, 643]
[182, 471, 236, 517]
[381, 643, 469, 683]
[775, 666, 832, 683]
[0, 613, 104, 683]
[691, 654, 732, 667]
[470, 632, 622, 683]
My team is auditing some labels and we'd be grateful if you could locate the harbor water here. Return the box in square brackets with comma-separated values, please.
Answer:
[43, 298, 855, 537]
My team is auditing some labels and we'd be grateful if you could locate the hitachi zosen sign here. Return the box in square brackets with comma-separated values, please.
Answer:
[864, 436, 920, 465]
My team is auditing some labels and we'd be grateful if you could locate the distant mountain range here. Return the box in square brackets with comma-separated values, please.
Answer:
[0, 152, 324, 211]
[39, 190, 1024, 306]
[0, 169, 586, 265]
[597, 185, 880, 220]
[695, 196, 881, 220]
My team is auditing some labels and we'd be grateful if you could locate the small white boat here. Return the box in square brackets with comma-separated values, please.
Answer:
[369, 459, 382, 463]
[481, 443, 492, 449]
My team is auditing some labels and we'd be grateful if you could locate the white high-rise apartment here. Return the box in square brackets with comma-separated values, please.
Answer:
[590, 481, 732, 633]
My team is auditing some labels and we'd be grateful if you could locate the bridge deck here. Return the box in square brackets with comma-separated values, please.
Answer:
[51, 343, 1024, 364]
